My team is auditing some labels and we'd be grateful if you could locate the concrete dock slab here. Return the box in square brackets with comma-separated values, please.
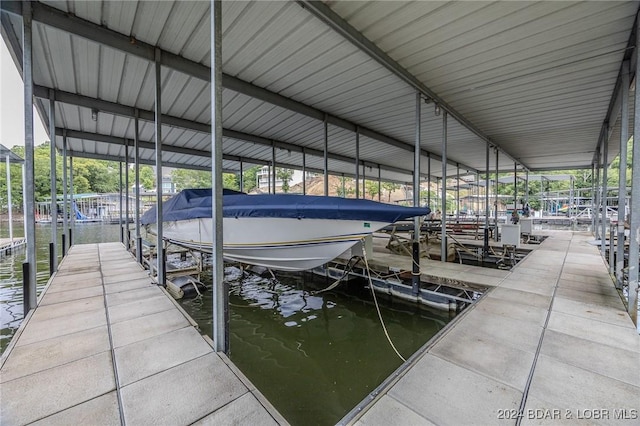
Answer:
[347, 231, 640, 425]
[0, 243, 286, 425]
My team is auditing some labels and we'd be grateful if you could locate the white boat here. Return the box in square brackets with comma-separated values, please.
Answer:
[141, 189, 430, 271]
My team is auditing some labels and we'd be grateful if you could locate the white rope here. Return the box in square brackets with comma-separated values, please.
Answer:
[362, 244, 406, 363]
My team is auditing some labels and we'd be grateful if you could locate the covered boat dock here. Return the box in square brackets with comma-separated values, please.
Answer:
[1, 1, 639, 424]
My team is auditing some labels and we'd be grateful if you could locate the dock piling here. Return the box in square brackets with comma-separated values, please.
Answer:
[22, 262, 30, 316]
[49, 242, 54, 275]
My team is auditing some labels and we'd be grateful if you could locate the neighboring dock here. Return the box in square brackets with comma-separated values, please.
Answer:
[347, 231, 640, 425]
[0, 242, 286, 425]
[0, 237, 26, 258]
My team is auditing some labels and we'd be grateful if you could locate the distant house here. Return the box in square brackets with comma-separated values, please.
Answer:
[256, 166, 312, 191]
[162, 176, 177, 194]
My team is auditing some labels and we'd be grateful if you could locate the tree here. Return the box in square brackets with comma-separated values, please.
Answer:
[242, 165, 261, 193]
[335, 177, 354, 198]
[223, 173, 239, 190]
[382, 182, 400, 202]
[171, 168, 212, 190]
[276, 168, 294, 193]
[364, 180, 380, 200]
[139, 166, 155, 191]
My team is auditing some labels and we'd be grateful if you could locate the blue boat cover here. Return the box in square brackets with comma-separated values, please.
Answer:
[141, 188, 430, 225]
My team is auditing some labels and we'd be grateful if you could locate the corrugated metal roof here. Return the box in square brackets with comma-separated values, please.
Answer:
[2, 0, 638, 187]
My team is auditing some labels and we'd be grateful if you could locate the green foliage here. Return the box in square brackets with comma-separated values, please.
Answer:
[139, 166, 155, 191]
[241, 165, 261, 193]
[276, 168, 294, 193]
[171, 168, 212, 190]
[381, 182, 400, 202]
[335, 177, 354, 197]
[364, 180, 380, 200]
[223, 173, 239, 190]
[0, 144, 157, 212]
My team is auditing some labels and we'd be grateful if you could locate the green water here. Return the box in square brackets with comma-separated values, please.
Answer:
[180, 268, 453, 425]
[1, 222, 454, 424]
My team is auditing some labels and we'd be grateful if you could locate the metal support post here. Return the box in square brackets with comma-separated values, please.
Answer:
[239, 158, 244, 193]
[513, 162, 517, 210]
[23, 3, 37, 310]
[5, 154, 14, 243]
[441, 112, 448, 263]
[119, 161, 123, 243]
[355, 128, 360, 199]
[594, 149, 601, 239]
[302, 148, 306, 195]
[412, 92, 421, 294]
[211, 0, 228, 352]
[456, 164, 460, 221]
[601, 130, 609, 258]
[628, 25, 640, 326]
[154, 48, 165, 286]
[134, 110, 142, 264]
[49, 93, 57, 272]
[62, 134, 68, 254]
[125, 141, 130, 249]
[377, 166, 381, 202]
[616, 61, 629, 288]
[494, 148, 499, 240]
[484, 142, 490, 256]
[324, 116, 329, 196]
[271, 144, 276, 194]
[427, 153, 431, 207]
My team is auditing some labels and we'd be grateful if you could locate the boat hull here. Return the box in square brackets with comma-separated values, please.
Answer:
[158, 217, 389, 271]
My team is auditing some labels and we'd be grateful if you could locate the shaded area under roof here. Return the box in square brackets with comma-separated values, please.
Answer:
[1, 1, 638, 183]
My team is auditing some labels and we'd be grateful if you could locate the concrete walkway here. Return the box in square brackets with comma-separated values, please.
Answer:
[350, 231, 640, 425]
[0, 242, 286, 425]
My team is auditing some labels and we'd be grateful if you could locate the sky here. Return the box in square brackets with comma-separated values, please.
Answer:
[1, 39, 49, 148]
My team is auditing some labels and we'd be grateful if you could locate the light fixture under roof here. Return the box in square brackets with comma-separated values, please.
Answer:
[434, 104, 441, 116]
[91, 108, 98, 121]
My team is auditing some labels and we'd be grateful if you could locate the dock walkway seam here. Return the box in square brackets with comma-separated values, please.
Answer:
[0, 242, 288, 425]
[349, 231, 640, 426]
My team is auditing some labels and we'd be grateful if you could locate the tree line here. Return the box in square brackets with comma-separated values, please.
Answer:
[1, 139, 633, 213]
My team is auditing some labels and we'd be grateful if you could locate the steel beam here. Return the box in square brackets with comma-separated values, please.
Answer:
[154, 49, 165, 286]
[413, 92, 421, 294]
[22, 3, 37, 311]
[271, 144, 276, 194]
[135, 112, 142, 263]
[495, 148, 499, 240]
[628, 19, 640, 326]
[616, 61, 630, 288]
[301, 149, 306, 195]
[601, 129, 609, 258]
[355, 128, 360, 199]
[441, 112, 448, 263]
[62, 134, 68, 252]
[211, 0, 228, 353]
[324, 118, 329, 196]
[299, 0, 527, 172]
[48, 93, 57, 272]
[35, 86, 418, 180]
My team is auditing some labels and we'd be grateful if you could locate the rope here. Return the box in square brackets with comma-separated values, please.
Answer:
[312, 256, 363, 295]
[362, 244, 406, 363]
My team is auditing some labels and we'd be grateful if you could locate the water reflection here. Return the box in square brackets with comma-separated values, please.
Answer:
[181, 267, 452, 426]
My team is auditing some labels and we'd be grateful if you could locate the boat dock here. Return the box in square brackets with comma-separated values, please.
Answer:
[346, 231, 640, 425]
[0, 237, 26, 258]
[0, 242, 286, 425]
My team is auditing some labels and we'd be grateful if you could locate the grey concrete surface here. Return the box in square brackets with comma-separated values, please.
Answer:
[350, 231, 640, 425]
[0, 243, 286, 426]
